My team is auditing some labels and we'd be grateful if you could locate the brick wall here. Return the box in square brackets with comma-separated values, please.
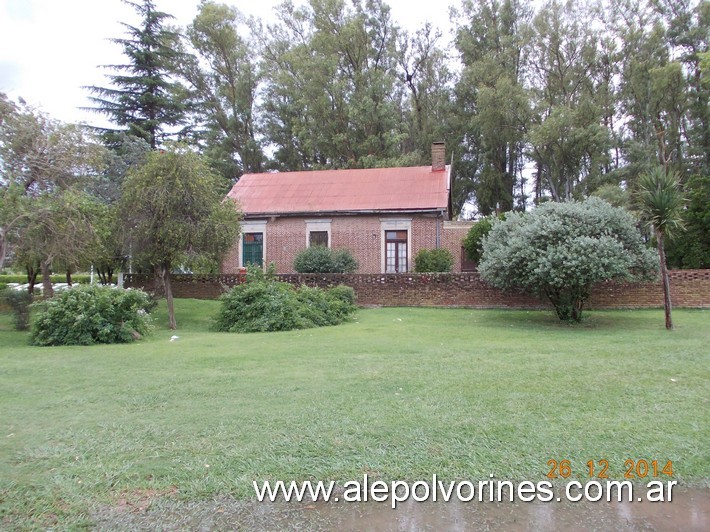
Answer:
[124, 270, 710, 309]
[222, 214, 473, 274]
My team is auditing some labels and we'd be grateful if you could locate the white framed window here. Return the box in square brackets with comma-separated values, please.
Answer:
[380, 219, 412, 273]
[305, 219, 332, 248]
[239, 220, 267, 268]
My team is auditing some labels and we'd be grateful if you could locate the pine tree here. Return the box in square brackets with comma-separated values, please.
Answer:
[85, 0, 187, 149]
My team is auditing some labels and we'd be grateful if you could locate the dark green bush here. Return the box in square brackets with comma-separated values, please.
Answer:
[327, 284, 356, 306]
[293, 247, 358, 273]
[214, 281, 356, 333]
[331, 249, 358, 273]
[462, 214, 505, 265]
[413, 248, 454, 272]
[214, 281, 304, 333]
[31, 286, 155, 346]
[1, 289, 33, 330]
[295, 286, 342, 326]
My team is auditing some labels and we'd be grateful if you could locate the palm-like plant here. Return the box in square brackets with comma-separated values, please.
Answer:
[637, 167, 685, 330]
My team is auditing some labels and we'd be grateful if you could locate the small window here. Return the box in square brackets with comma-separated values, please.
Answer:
[385, 230, 407, 241]
[309, 231, 329, 248]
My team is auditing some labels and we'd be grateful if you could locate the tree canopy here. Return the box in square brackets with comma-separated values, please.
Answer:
[78, 0, 708, 233]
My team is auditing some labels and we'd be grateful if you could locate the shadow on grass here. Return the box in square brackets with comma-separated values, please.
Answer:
[149, 298, 221, 333]
[473, 307, 672, 332]
[0, 311, 32, 348]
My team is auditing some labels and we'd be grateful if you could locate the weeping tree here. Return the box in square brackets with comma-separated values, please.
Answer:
[119, 144, 241, 329]
[15, 190, 102, 299]
[637, 167, 686, 330]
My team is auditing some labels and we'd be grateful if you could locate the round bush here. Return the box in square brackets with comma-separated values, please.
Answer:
[413, 248, 454, 272]
[31, 285, 155, 346]
[293, 246, 358, 273]
[327, 284, 356, 306]
[479, 198, 657, 322]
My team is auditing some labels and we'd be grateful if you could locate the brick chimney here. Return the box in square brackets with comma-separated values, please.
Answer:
[432, 142, 445, 172]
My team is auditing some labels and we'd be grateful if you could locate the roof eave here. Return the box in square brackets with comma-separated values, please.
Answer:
[243, 207, 448, 218]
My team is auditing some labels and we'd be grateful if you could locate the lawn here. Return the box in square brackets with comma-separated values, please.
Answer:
[0, 301, 708, 528]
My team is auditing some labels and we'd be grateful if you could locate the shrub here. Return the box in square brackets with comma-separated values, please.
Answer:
[214, 280, 305, 333]
[413, 249, 454, 272]
[479, 198, 657, 322]
[331, 249, 358, 273]
[327, 284, 356, 306]
[462, 214, 504, 265]
[31, 286, 155, 346]
[1, 289, 33, 330]
[295, 286, 342, 326]
[244, 262, 278, 283]
[293, 246, 358, 273]
[214, 281, 356, 333]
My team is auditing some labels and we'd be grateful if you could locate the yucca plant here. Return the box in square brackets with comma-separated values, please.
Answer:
[637, 167, 685, 330]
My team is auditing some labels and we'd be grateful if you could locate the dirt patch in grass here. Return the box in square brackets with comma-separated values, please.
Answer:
[111, 485, 179, 514]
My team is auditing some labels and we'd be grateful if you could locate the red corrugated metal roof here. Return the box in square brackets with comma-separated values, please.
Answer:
[227, 165, 450, 215]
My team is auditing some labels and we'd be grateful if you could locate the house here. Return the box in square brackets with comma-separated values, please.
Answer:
[222, 143, 474, 274]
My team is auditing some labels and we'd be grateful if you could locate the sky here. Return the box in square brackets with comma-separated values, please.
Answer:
[0, 0, 459, 127]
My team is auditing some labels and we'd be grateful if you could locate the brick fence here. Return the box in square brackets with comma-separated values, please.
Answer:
[123, 270, 710, 309]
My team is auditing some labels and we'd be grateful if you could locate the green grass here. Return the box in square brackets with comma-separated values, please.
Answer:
[0, 301, 708, 528]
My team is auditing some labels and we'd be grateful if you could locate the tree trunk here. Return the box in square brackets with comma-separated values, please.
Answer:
[159, 264, 177, 330]
[41, 261, 54, 299]
[0, 231, 6, 272]
[66, 269, 72, 287]
[656, 229, 673, 330]
[26, 263, 39, 295]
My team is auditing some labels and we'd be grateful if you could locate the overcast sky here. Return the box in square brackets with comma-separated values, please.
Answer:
[0, 0, 458, 127]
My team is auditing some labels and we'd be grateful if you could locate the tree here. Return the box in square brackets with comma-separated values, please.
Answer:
[479, 198, 657, 322]
[527, 1, 611, 202]
[453, 0, 531, 214]
[119, 144, 241, 329]
[395, 23, 453, 162]
[665, 173, 710, 268]
[15, 190, 102, 298]
[0, 94, 106, 273]
[181, 1, 264, 181]
[84, 134, 150, 284]
[637, 167, 685, 330]
[0, 185, 26, 272]
[85, 0, 187, 148]
[0, 95, 103, 195]
[260, 0, 404, 170]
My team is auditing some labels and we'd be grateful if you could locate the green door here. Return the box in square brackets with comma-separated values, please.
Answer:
[243, 232, 263, 266]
